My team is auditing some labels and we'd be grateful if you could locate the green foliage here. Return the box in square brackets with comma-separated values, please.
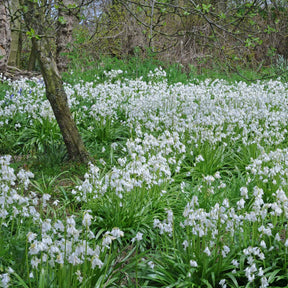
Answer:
[64, 54, 165, 84]
[272, 54, 288, 82]
[0, 81, 10, 101]
[26, 28, 40, 40]
[87, 186, 168, 242]
[0, 128, 18, 155]
[63, 53, 275, 87]
[15, 119, 63, 155]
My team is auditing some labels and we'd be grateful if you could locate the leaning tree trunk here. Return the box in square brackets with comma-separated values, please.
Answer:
[0, 1, 11, 74]
[56, 0, 75, 73]
[33, 36, 89, 162]
[20, 0, 89, 162]
[34, 37, 89, 162]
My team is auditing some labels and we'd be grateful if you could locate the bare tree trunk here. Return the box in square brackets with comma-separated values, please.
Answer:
[16, 23, 22, 67]
[0, 1, 11, 74]
[27, 44, 36, 71]
[8, 0, 20, 67]
[56, 0, 75, 73]
[20, 0, 89, 162]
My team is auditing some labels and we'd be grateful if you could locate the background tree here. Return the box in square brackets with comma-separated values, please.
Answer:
[56, 0, 76, 72]
[73, 0, 287, 74]
[7, 0, 21, 67]
[0, 1, 11, 74]
[4, 0, 287, 76]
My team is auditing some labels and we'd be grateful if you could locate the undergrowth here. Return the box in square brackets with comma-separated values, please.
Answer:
[0, 60, 288, 287]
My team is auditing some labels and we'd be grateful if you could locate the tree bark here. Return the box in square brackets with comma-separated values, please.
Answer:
[16, 23, 22, 67]
[27, 44, 36, 71]
[20, 0, 89, 162]
[56, 0, 75, 73]
[34, 36, 89, 162]
[8, 0, 20, 67]
[0, 1, 11, 74]
[36, 39, 89, 162]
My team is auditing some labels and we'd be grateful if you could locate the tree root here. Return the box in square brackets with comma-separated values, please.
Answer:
[4, 65, 41, 80]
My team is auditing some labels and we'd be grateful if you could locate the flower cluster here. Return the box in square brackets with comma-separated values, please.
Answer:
[0, 155, 38, 224]
[27, 213, 123, 270]
[103, 69, 124, 79]
[72, 130, 185, 202]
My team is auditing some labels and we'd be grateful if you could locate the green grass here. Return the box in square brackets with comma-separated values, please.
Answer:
[63, 55, 276, 86]
[0, 80, 10, 100]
